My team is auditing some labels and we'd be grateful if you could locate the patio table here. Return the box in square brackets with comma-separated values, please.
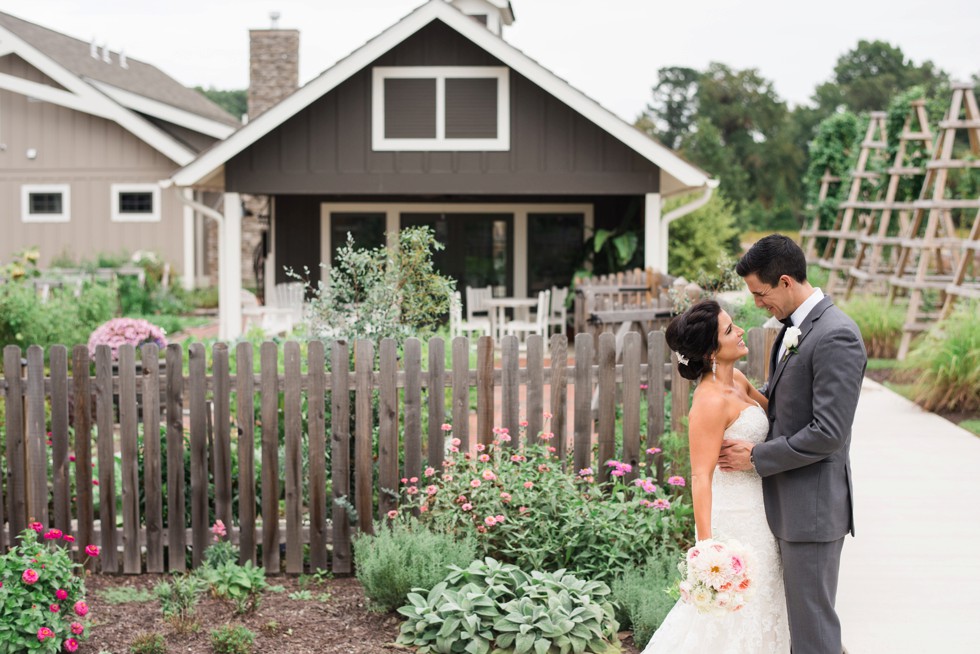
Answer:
[484, 297, 539, 341]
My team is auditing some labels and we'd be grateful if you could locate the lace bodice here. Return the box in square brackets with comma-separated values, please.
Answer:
[642, 404, 790, 653]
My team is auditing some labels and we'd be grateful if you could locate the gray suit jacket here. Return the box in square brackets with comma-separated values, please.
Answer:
[753, 296, 866, 543]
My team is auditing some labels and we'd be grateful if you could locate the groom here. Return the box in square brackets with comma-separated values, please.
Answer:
[719, 234, 866, 654]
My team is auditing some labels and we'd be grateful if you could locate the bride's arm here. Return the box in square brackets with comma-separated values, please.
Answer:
[687, 393, 728, 541]
[735, 369, 768, 411]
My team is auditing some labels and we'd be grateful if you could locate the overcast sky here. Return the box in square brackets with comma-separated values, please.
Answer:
[3, 0, 978, 122]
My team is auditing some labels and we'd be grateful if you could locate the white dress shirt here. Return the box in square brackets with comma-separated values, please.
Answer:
[777, 288, 824, 360]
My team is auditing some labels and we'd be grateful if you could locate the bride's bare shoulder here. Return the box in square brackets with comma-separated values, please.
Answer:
[690, 386, 730, 421]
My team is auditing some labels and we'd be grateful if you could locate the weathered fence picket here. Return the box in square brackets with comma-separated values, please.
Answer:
[0, 329, 776, 575]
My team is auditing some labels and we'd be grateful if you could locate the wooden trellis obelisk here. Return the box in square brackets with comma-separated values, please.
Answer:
[800, 169, 842, 261]
[888, 83, 980, 359]
[845, 99, 934, 298]
[817, 112, 890, 293]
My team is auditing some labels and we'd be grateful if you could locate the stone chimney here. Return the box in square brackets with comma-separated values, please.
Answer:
[248, 13, 299, 119]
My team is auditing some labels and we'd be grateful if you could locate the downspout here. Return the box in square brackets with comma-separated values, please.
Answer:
[659, 179, 720, 275]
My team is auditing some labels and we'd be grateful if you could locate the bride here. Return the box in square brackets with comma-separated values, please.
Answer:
[643, 300, 790, 653]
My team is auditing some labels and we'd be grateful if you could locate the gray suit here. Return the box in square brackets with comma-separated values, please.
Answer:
[753, 296, 866, 654]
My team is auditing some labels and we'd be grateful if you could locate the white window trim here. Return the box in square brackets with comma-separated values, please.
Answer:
[320, 202, 592, 298]
[372, 66, 510, 151]
[21, 184, 70, 223]
[111, 183, 161, 223]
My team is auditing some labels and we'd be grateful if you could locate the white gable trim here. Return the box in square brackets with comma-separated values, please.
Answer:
[171, 0, 710, 191]
[0, 23, 196, 165]
[90, 81, 238, 139]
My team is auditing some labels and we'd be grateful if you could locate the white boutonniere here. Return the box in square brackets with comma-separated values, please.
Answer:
[782, 326, 802, 360]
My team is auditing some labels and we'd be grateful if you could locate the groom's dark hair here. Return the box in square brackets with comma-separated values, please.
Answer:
[735, 234, 807, 286]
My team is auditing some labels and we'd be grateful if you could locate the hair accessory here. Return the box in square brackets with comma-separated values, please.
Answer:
[675, 352, 689, 366]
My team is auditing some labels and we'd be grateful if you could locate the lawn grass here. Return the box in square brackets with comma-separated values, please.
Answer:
[866, 358, 898, 371]
[957, 419, 980, 436]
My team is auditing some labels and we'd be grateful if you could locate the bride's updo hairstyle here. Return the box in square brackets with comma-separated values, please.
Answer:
[665, 299, 721, 381]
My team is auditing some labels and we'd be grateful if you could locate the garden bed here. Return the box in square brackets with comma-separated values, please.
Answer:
[83, 573, 644, 653]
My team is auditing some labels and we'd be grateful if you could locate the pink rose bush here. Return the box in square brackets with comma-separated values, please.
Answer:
[389, 418, 693, 581]
[0, 526, 97, 652]
[87, 317, 168, 360]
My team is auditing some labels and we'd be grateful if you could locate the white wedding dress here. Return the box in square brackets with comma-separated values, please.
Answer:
[642, 405, 791, 653]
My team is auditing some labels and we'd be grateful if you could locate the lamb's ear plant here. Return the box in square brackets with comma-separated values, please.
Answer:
[397, 558, 620, 654]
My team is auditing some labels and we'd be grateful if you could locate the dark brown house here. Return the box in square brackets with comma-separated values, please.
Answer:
[170, 0, 715, 338]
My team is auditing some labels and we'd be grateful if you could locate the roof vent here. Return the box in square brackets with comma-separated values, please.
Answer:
[90, 39, 98, 59]
[101, 44, 111, 64]
[270, 11, 280, 29]
[119, 50, 128, 69]
[448, 0, 515, 37]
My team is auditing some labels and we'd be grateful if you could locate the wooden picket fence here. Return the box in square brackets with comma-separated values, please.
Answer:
[0, 329, 777, 575]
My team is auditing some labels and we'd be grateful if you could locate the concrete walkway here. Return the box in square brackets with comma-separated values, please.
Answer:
[837, 378, 980, 653]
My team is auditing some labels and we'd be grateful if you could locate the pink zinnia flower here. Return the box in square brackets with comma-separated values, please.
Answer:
[611, 469, 626, 477]
[424, 467, 435, 477]
[484, 516, 497, 526]
[481, 469, 496, 481]
[495, 514, 505, 523]
[523, 481, 533, 489]
[22, 569, 39, 584]
[92, 480, 99, 486]
[387, 510, 398, 519]
[406, 486, 419, 495]
[70, 623, 84, 635]
[63, 535, 75, 543]
[476, 443, 486, 452]
[64, 638, 79, 652]
[667, 476, 686, 487]
[518, 506, 528, 514]
[442, 474, 454, 482]
[510, 454, 525, 462]
[85, 545, 100, 558]
[450, 438, 461, 447]
[476, 525, 487, 533]
[441, 423, 453, 432]
[426, 485, 438, 495]
[419, 505, 428, 513]
[519, 420, 528, 428]
[461, 503, 473, 512]
[409, 477, 418, 484]
[499, 433, 512, 442]
[646, 447, 662, 455]
[56, 589, 68, 600]
[37, 627, 54, 642]
[578, 468, 594, 476]
[401, 477, 408, 484]
[653, 499, 671, 510]
[478, 454, 490, 462]
[69, 454, 76, 462]
[49, 604, 60, 613]
[73, 601, 88, 617]
[499, 492, 512, 503]
[470, 479, 482, 488]
[29, 522, 44, 533]
[543, 411, 553, 420]
[540, 431, 554, 440]
[537, 465, 550, 473]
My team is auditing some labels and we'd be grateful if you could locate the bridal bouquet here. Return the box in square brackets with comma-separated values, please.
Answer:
[678, 538, 752, 614]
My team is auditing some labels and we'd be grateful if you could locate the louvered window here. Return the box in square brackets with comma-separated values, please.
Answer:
[373, 66, 509, 151]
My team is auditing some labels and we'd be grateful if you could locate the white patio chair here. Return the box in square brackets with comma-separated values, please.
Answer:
[464, 285, 493, 335]
[504, 289, 550, 345]
[548, 285, 569, 336]
[261, 281, 306, 335]
[450, 290, 489, 339]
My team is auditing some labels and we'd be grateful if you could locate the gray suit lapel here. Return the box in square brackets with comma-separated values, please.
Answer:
[768, 296, 835, 396]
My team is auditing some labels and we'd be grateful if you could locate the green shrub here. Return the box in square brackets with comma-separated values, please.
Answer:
[210, 625, 255, 654]
[129, 632, 167, 654]
[611, 549, 683, 648]
[0, 527, 96, 654]
[195, 560, 268, 615]
[666, 194, 739, 282]
[906, 303, 980, 412]
[397, 557, 620, 654]
[839, 295, 904, 358]
[396, 426, 693, 583]
[354, 518, 477, 612]
[0, 281, 116, 351]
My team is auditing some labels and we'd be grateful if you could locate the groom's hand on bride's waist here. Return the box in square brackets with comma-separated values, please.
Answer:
[718, 440, 755, 472]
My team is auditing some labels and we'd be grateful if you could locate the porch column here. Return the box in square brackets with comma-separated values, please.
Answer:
[643, 192, 663, 272]
[181, 188, 196, 291]
[220, 192, 243, 340]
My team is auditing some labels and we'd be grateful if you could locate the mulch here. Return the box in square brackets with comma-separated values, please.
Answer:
[83, 574, 403, 654]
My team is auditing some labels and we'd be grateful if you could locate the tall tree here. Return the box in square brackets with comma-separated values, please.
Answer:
[812, 40, 948, 115]
[193, 86, 247, 120]
[636, 66, 700, 149]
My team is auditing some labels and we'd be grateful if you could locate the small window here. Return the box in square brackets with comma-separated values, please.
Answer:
[111, 184, 161, 222]
[21, 184, 70, 223]
[373, 66, 509, 151]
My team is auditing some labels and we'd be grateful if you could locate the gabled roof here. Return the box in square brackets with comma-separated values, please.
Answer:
[0, 10, 238, 163]
[173, 0, 711, 195]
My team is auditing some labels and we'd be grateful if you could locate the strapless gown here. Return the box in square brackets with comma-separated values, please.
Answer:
[642, 405, 791, 653]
